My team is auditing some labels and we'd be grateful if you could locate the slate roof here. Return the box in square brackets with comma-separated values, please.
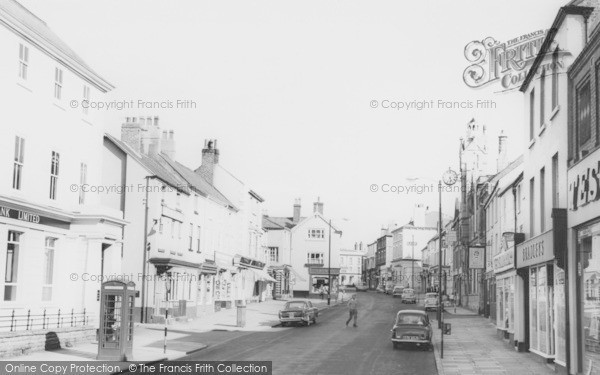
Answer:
[0, 0, 113, 91]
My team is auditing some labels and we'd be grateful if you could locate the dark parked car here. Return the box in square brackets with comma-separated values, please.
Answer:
[391, 310, 433, 350]
[279, 300, 319, 326]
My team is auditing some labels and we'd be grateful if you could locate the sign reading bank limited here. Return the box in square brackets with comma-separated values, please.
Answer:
[516, 230, 554, 269]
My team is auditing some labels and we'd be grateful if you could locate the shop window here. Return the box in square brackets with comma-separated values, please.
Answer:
[578, 221, 600, 374]
[4, 231, 21, 301]
[42, 238, 56, 301]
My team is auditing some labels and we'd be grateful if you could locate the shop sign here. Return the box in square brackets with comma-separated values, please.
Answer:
[235, 256, 265, 270]
[516, 230, 554, 269]
[310, 267, 340, 276]
[469, 246, 485, 269]
[569, 152, 600, 211]
[0, 204, 70, 229]
[493, 250, 514, 273]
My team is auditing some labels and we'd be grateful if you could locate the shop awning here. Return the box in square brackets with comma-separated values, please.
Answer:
[247, 267, 277, 283]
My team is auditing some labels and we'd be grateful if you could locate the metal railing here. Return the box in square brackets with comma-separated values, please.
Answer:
[0, 308, 89, 332]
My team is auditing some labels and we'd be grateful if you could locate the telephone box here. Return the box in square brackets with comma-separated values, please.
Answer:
[97, 281, 136, 360]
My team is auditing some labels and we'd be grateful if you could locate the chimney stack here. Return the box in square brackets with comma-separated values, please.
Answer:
[161, 130, 176, 160]
[196, 139, 219, 184]
[497, 131, 508, 172]
[293, 198, 301, 223]
[380, 227, 388, 237]
[121, 117, 144, 153]
[313, 197, 324, 215]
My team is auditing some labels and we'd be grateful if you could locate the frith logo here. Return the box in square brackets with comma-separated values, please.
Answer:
[462, 30, 568, 92]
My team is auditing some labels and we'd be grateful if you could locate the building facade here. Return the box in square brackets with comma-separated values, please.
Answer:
[567, 5, 600, 372]
[0, 0, 126, 357]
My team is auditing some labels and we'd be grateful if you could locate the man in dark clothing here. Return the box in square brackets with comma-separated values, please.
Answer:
[346, 295, 358, 327]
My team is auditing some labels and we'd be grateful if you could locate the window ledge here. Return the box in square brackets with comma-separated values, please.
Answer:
[549, 105, 559, 121]
[16, 81, 32, 92]
[538, 122, 548, 136]
[528, 138, 536, 149]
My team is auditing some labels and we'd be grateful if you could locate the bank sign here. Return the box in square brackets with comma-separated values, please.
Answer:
[516, 230, 554, 269]
[0, 204, 70, 229]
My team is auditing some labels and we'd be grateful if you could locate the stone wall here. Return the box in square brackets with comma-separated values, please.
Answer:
[0, 326, 95, 358]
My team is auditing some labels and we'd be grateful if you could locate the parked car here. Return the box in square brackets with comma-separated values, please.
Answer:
[391, 309, 433, 350]
[355, 282, 369, 292]
[278, 300, 319, 326]
[392, 286, 404, 297]
[401, 288, 416, 304]
[424, 292, 439, 311]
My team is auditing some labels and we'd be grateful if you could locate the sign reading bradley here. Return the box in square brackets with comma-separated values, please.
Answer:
[516, 230, 554, 269]
[463, 30, 568, 91]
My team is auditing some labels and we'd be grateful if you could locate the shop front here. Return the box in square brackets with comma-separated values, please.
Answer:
[568, 149, 600, 374]
[494, 244, 516, 342]
[234, 255, 275, 303]
[516, 226, 567, 366]
[308, 266, 340, 298]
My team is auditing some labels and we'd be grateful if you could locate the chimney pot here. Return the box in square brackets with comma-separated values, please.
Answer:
[293, 198, 301, 223]
[196, 139, 220, 184]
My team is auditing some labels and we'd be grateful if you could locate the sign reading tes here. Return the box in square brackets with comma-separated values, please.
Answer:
[516, 230, 554, 269]
[569, 153, 600, 211]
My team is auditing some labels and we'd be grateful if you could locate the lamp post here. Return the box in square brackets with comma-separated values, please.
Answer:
[327, 219, 332, 306]
[411, 234, 415, 289]
[164, 275, 171, 354]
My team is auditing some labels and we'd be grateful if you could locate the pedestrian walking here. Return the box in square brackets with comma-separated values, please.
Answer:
[319, 286, 324, 300]
[346, 294, 358, 327]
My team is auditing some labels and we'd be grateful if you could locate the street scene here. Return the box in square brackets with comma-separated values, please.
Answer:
[3, 0, 600, 374]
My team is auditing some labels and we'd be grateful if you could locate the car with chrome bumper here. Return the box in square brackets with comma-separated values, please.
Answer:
[424, 292, 439, 311]
[401, 288, 416, 304]
[278, 300, 318, 326]
[391, 310, 432, 350]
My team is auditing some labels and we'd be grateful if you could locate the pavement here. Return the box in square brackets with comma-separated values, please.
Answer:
[1, 297, 345, 367]
[431, 312, 557, 375]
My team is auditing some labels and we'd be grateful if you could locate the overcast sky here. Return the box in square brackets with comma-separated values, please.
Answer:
[22, 0, 567, 248]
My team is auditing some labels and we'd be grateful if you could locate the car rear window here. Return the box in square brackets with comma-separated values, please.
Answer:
[285, 302, 306, 309]
[426, 293, 437, 298]
[396, 313, 427, 325]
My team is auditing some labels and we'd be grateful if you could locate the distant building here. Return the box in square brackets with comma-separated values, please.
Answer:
[339, 243, 364, 286]
[265, 198, 343, 298]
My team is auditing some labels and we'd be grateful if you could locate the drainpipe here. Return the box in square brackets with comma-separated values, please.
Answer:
[140, 176, 151, 323]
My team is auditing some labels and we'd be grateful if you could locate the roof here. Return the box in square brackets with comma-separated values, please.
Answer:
[520, 4, 595, 92]
[104, 134, 189, 192]
[0, 0, 113, 91]
[104, 134, 239, 211]
[263, 216, 300, 230]
[160, 156, 236, 210]
[262, 216, 289, 230]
